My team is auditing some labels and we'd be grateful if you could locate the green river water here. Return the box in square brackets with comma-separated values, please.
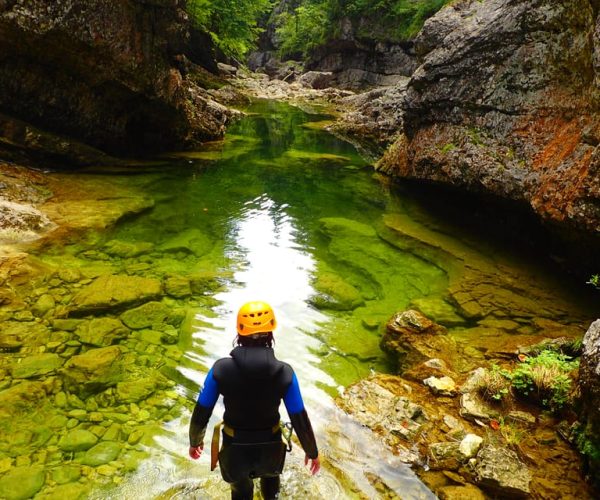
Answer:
[0, 100, 596, 499]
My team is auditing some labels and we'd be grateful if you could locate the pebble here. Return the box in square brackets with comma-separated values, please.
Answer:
[67, 418, 79, 429]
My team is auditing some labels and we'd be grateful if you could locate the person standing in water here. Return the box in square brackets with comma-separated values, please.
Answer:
[188, 301, 320, 499]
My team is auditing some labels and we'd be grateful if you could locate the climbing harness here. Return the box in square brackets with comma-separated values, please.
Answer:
[281, 421, 293, 452]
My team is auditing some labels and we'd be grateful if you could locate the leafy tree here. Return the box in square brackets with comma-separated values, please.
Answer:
[187, 0, 273, 60]
[276, 0, 451, 59]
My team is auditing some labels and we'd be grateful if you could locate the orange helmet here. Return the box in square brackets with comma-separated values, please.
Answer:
[237, 301, 277, 336]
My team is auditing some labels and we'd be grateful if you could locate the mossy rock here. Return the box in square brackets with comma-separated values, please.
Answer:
[158, 228, 213, 257]
[164, 275, 192, 298]
[80, 441, 122, 466]
[0, 381, 46, 418]
[10, 353, 63, 379]
[115, 376, 160, 403]
[103, 240, 154, 258]
[58, 429, 98, 452]
[120, 301, 170, 330]
[75, 317, 129, 346]
[35, 482, 90, 500]
[69, 274, 162, 316]
[410, 297, 466, 326]
[0, 465, 45, 500]
[310, 270, 364, 311]
[51, 465, 81, 485]
[60, 346, 125, 396]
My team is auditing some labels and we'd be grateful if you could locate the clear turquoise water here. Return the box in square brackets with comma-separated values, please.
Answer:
[4, 99, 595, 499]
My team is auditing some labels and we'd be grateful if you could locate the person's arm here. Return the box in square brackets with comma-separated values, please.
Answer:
[189, 367, 219, 459]
[283, 371, 320, 474]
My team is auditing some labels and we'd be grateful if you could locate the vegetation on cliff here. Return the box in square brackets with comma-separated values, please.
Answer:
[276, 0, 451, 58]
[186, 0, 272, 59]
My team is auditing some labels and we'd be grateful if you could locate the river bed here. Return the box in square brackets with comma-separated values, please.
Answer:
[0, 100, 596, 499]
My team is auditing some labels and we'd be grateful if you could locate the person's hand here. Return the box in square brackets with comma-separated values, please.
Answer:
[189, 445, 203, 460]
[304, 454, 320, 475]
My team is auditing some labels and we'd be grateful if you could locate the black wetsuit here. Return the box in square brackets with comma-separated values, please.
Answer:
[189, 346, 318, 500]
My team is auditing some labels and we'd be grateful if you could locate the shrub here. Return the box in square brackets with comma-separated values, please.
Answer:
[511, 350, 578, 411]
[477, 365, 512, 403]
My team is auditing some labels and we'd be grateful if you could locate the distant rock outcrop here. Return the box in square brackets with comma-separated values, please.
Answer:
[0, 0, 231, 162]
[338, 0, 600, 248]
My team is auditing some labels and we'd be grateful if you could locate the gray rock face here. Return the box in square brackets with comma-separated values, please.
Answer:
[366, 0, 600, 238]
[0, 0, 231, 160]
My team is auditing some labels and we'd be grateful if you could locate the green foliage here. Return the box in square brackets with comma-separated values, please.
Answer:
[276, 0, 451, 59]
[587, 274, 600, 289]
[511, 350, 578, 411]
[439, 143, 456, 154]
[276, 2, 329, 59]
[186, 0, 272, 60]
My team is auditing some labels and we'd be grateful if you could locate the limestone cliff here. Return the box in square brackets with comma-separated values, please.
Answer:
[0, 0, 230, 162]
[342, 0, 600, 242]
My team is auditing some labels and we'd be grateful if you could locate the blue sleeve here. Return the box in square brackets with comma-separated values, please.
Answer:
[283, 372, 305, 415]
[197, 368, 219, 408]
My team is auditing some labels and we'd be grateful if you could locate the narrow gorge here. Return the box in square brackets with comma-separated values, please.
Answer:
[0, 1, 599, 499]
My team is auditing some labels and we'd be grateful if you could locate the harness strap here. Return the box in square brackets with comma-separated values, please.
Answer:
[210, 421, 223, 471]
[222, 423, 280, 438]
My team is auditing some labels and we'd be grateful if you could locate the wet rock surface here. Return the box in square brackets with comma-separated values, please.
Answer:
[0, 0, 233, 162]
[332, 0, 600, 250]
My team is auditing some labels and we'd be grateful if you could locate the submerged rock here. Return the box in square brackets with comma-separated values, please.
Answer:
[0, 465, 45, 500]
[0, 381, 46, 418]
[10, 353, 63, 379]
[120, 301, 171, 330]
[75, 317, 129, 346]
[69, 274, 162, 316]
[81, 441, 122, 466]
[60, 346, 124, 396]
[58, 429, 98, 452]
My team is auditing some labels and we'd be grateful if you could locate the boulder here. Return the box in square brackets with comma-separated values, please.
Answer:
[69, 274, 162, 316]
[0, 465, 45, 500]
[0, 381, 46, 418]
[164, 275, 192, 298]
[32, 293, 56, 317]
[58, 429, 98, 452]
[474, 445, 531, 498]
[75, 317, 129, 346]
[459, 433, 483, 459]
[429, 442, 463, 470]
[459, 393, 500, 423]
[51, 465, 82, 485]
[115, 377, 159, 403]
[120, 301, 171, 330]
[10, 353, 63, 379]
[310, 270, 364, 311]
[60, 346, 124, 396]
[423, 376, 458, 397]
[380, 310, 455, 372]
[298, 71, 334, 89]
[80, 441, 122, 466]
